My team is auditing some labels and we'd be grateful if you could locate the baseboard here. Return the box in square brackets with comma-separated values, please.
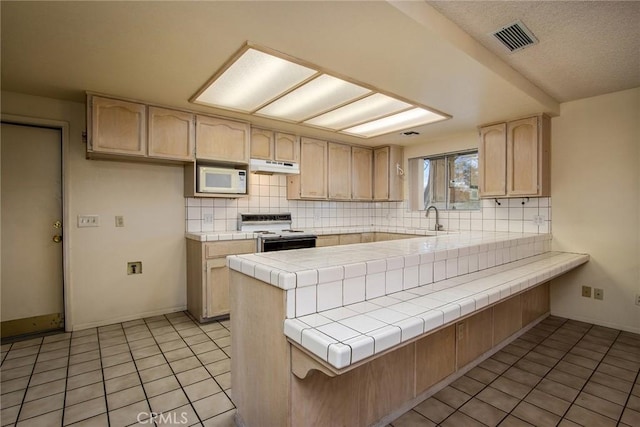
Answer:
[550, 309, 640, 335]
[70, 305, 187, 331]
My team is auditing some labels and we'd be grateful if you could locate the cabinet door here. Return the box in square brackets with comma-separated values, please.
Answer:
[328, 142, 352, 199]
[352, 146, 373, 200]
[339, 234, 361, 245]
[456, 309, 493, 368]
[195, 115, 250, 163]
[299, 137, 327, 199]
[275, 132, 299, 162]
[478, 123, 507, 197]
[148, 106, 194, 161]
[507, 116, 539, 196]
[205, 258, 229, 318]
[90, 96, 146, 156]
[373, 147, 389, 200]
[250, 128, 274, 160]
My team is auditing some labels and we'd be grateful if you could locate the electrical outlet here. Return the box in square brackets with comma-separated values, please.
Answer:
[127, 261, 142, 275]
[636, 294, 640, 306]
[594, 288, 604, 300]
[115, 216, 124, 227]
[77, 215, 99, 227]
[581, 286, 592, 298]
[532, 215, 545, 226]
[203, 214, 214, 224]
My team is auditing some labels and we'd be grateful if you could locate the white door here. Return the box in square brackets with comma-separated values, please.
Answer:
[1, 122, 64, 337]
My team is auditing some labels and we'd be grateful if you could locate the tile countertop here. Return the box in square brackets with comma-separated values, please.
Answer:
[227, 231, 551, 291]
[185, 226, 442, 242]
[226, 231, 589, 369]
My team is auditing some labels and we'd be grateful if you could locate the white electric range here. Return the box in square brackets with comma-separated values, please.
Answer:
[238, 213, 317, 252]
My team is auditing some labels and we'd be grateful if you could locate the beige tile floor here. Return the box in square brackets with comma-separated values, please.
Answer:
[390, 316, 640, 427]
[1, 313, 639, 426]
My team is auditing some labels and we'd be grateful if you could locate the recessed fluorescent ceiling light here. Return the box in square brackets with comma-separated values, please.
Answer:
[192, 44, 450, 138]
[342, 108, 445, 138]
[257, 74, 370, 122]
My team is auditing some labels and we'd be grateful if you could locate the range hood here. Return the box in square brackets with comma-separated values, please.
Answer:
[249, 158, 300, 175]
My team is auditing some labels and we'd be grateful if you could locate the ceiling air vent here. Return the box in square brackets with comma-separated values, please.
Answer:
[491, 20, 538, 53]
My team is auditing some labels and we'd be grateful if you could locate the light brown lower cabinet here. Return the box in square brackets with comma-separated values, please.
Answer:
[232, 271, 551, 427]
[187, 239, 255, 322]
[316, 232, 415, 248]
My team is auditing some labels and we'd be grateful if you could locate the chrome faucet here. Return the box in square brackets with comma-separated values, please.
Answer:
[425, 205, 443, 231]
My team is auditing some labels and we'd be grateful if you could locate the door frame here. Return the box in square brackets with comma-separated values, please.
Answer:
[1, 114, 73, 332]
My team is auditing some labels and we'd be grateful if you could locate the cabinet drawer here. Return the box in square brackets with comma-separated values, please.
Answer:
[205, 240, 256, 258]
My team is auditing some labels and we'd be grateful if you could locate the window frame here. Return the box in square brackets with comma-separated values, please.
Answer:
[410, 149, 480, 212]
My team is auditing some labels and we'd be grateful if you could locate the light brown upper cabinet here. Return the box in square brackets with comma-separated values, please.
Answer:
[352, 146, 373, 200]
[478, 114, 550, 198]
[148, 106, 195, 161]
[88, 95, 147, 157]
[287, 137, 327, 199]
[250, 129, 299, 163]
[373, 145, 404, 201]
[275, 132, 299, 162]
[195, 115, 250, 164]
[328, 142, 352, 200]
[478, 123, 507, 197]
[250, 128, 274, 160]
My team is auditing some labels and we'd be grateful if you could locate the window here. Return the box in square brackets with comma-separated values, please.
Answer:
[423, 151, 479, 210]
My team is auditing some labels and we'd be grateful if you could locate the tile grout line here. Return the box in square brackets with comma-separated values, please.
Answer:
[12, 338, 45, 425]
[555, 328, 623, 424]
[95, 327, 112, 427]
[434, 316, 572, 426]
[123, 320, 158, 427]
[59, 333, 73, 426]
[618, 354, 640, 426]
[193, 316, 235, 406]
[143, 314, 204, 425]
[488, 317, 574, 426]
[420, 317, 569, 426]
[495, 320, 597, 425]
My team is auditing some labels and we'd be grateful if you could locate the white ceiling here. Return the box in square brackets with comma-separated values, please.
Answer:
[1, 1, 637, 147]
[427, 0, 640, 103]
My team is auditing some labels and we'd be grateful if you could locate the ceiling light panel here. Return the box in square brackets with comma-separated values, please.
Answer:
[342, 108, 447, 138]
[192, 44, 451, 138]
[195, 48, 316, 112]
[304, 93, 412, 130]
[256, 74, 371, 122]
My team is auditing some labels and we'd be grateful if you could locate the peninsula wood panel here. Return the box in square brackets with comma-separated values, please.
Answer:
[522, 281, 550, 326]
[90, 96, 147, 156]
[195, 115, 250, 163]
[478, 123, 507, 197]
[328, 142, 352, 199]
[250, 128, 274, 160]
[493, 295, 522, 345]
[352, 146, 373, 200]
[456, 309, 494, 369]
[231, 272, 289, 427]
[147, 106, 194, 161]
[290, 367, 362, 427]
[415, 325, 456, 394]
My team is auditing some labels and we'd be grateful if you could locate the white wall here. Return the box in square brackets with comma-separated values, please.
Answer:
[550, 87, 640, 333]
[1, 91, 187, 330]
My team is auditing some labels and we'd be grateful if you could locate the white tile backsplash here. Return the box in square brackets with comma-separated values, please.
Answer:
[185, 174, 551, 234]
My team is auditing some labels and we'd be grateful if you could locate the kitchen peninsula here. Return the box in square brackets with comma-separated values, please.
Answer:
[228, 232, 589, 427]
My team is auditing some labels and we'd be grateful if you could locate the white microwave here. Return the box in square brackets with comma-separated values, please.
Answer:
[197, 166, 247, 194]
